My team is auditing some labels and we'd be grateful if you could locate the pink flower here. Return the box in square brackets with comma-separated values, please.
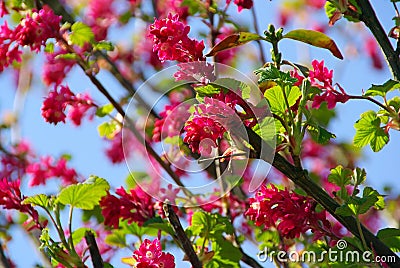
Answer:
[42, 49, 76, 86]
[152, 102, 191, 142]
[41, 85, 94, 125]
[26, 156, 78, 186]
[0, 1, 9, 18]
[85, 0, 117, 41]
[105, 132, 125, 164]
[67, 93, 95, 126]
[183, 116, 225, 155]
[227, 0, 253, 12]
[245, 184, 332, 239]
[309, 60, 349, 109]
[149, 13, 205, 62]
[100, 186, 155, 228]
[365, 37, 383, 70]
[0, 178, 41, 229]
[133, 239, 175, 268]
[14, 6, 61, 52]
[0, 141, 31, 180]
[156, 0, 189, 21]
[41, 85, 75, 124]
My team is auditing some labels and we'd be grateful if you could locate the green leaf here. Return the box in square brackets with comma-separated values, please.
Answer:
[72, 227, 95, 246]
[253, 117, 276, 143]
[335, 204, 355, 216]
[57, 176, 110, 210]
[22, 194, 50, 208]
[97, 121, 118, 139]
[364, 79, 400, 97]
[363, 187, 385, 210]
[44, 42, 54, 53]
[377, 228, 400, 252]
[353, 111, 389, 152]
[93, 41, 114, 51]
[328, 165, 352, 187]
[105, 230, 127, 248]
[264, 85, 301, 116]
[310, 102, 336, 127]
[70, 22, 95, 47]
[213, 78, 251, 100]
[95, 104, 114, 117]
[144, 218, 175, 236]
[194, 84, 221, 97]
[255, 65, 298, 85]
[206, 240, 241, 268]
[283, 29, 343, 59]
[352, 167, 366, 186]
[206, 32, 262, 57]
[55, 53, 78, 60]
[307, 124, 336, 144]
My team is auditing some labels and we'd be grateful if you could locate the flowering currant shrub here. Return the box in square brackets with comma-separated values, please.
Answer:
[1, 0, 400, 268]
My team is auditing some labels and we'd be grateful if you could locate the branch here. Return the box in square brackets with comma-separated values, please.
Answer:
[85, 231, 104, 268]
[0, 240, 11, 268]
[355, 0, 400, 81]
[245, 126, 400, 267]
[164, 204, 202, 268]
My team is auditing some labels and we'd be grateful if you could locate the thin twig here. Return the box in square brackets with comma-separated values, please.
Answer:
[251, 7, 266, 63]
[348, 95, 396, 115]
[164, 204, 202, 268]
[0, 240, 11, 268]
[84, 231, 104, 268]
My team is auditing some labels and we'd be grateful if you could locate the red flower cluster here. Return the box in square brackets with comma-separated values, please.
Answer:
[245, 184, 332, 239]
[152, 102, 191, 142]
[100, 186, 155, 228]
[183, 117, 226, 155]
[133, 239, 175, 268]
[26, 156, 78, 186]
[157, 0, 189, 21]
[85, 0, 117, 41]
[14, 6, 61, 52]
[0, 141, 31, 180]
[227, 0, 253, 12]
[0, 6, 61, 71]
[0, 178, 41, 229]
[149, 13, 205, 62]
[42, 49, 76, 86]
[41, 85, 94, 125]
[308, 60, 349, 109]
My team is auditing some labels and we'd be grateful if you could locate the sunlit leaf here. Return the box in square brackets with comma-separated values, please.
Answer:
[283, 29, 343, 59]
[206, 32, 262, 57]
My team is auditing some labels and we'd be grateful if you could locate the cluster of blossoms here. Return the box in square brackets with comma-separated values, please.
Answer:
[0, 6, 61, 71]
[148, 13, 205, 62]
[26, 156, 78, 186]
[152, 102, 191, 142]
[133, 239, 175, 268]
[227, 0, 254, 12]
[156, 0, 189, 21]
[42, 48, 77, 86]
[0, 141, 31, 180]
[84, 0, 117, 41]
[100, 186, 155, 228]
[0, 178, 43, 230]
[41, 85, 95, 125]
[292, 60, 349, 109]
[245, 184, 334, 240]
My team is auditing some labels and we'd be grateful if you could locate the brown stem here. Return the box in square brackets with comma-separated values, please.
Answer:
[251, 7, 267, 64]
[355, 0, 400, 81]
[84, 231, 104, 268]
[348, 95, 395, 115]
[245, 126, 400, 267]
[164, 204, 202, 268]
[0, 240, 11, 268]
